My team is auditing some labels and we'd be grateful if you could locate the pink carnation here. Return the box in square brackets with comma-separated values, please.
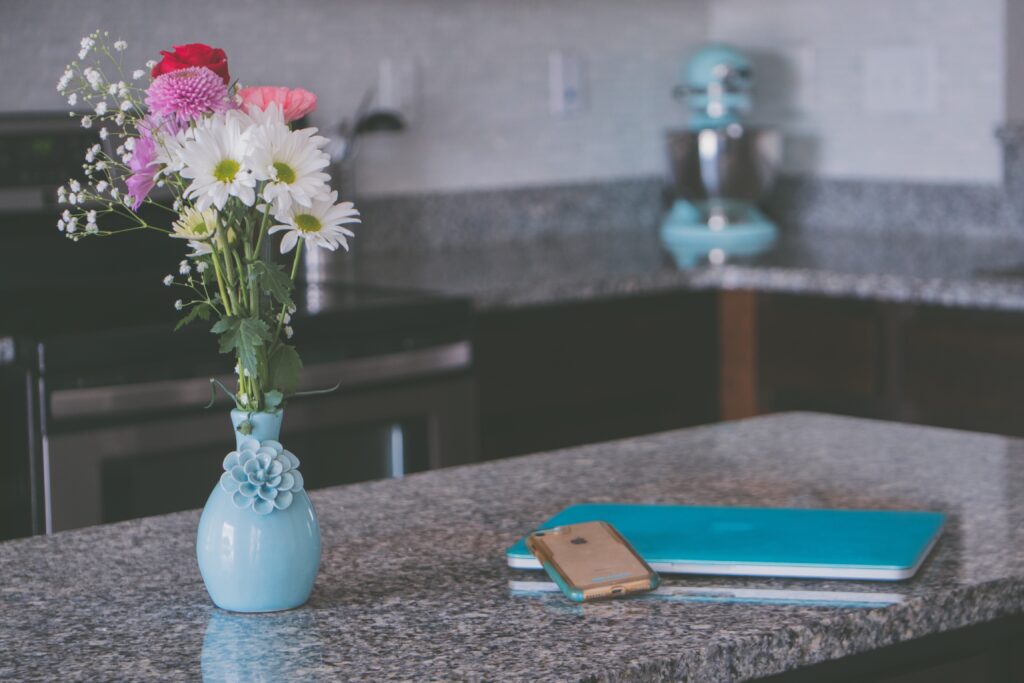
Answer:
[238, 86, 317, 123]
[145, 66, 232, 124]
[126, 136, 158, 210]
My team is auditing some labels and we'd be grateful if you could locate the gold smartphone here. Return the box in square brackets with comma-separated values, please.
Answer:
[525, 521, 659, 602]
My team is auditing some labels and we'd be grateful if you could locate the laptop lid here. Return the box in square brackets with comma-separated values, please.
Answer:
[506, 504, 944, 581]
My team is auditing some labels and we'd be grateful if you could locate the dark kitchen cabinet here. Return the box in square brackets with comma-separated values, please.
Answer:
[757, 615, 1024, 682]
[721, 290, 1024, 438]
[474, 292, 718, 459]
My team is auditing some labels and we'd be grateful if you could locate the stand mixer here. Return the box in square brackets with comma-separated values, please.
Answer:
[660, 44, 781, 268]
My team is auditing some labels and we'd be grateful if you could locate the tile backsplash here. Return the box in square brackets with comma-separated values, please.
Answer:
[709, 0, 1006, 184]
[2, 0, 1015, 205]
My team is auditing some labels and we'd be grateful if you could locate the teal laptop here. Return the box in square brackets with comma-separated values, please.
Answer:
[506, 504, 945, 581]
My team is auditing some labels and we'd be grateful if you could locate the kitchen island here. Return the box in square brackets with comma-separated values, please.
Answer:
[2, 412, 1024, 681]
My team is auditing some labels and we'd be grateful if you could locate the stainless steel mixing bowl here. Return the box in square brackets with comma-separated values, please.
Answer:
[666, 125, 781, 203]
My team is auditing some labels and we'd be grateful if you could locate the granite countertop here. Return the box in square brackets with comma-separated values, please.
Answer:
[348, 230, 1024, 311]
[3, 412, 1024, 681]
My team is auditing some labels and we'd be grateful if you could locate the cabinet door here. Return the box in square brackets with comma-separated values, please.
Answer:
[902, 306, 1024, 436]
[757, 293, 886, 417]
[475, 292, 718, 459]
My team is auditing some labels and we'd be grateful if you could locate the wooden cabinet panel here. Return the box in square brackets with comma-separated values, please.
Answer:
[902, 307, 1024, 436]
[475, 292, 718, 459]
[756, 293, 885, 416]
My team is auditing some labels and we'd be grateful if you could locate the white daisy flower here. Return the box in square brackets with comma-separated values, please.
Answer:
[113, 39, 127, 51]
[269, 190, 359, 254]
[246, 105, 331, 214]
[178, 115, 256, 210]
[170, 206, 218, 256]
[155, 127, 191, 174]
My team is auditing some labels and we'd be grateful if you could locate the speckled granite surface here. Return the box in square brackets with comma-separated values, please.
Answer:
[3, 413, 1024, 681]
[345, 230, 1024, 312]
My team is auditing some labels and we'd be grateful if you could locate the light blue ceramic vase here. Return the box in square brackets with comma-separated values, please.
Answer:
[196, 409, 321, 613]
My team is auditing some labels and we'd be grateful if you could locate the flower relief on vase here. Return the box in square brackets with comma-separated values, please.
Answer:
[219, 439, 305, 515]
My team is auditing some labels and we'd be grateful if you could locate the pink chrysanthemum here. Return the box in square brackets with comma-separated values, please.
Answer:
[145, 66, 231, 123]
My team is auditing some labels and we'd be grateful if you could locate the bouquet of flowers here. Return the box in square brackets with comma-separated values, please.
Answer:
[55, 32, 359, 414]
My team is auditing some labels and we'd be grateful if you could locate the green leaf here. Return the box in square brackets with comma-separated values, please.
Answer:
[251, 261, 294, 310]
[210, 317, 234, 335]
[174, 302, 212, 331]
[211, 316, 271, 376]
[263, 390, 284, 411]
[268, 343, 302, 396]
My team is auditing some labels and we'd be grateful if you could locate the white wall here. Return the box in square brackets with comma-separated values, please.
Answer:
[709, 0, 1007, 184]
[0, 0, 707, 196]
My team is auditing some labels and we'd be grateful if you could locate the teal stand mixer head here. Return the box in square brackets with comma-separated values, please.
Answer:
[661, 44, 780, 268]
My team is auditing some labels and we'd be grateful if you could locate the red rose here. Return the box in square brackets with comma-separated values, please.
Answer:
[151, 43, 230, 84]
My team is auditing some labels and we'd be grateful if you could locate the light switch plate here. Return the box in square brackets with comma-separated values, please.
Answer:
[549, 51, 585, 116]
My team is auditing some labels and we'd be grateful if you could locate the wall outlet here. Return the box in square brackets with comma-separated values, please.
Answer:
[549, 51, 586, 116]
[861, 45, 938, 115]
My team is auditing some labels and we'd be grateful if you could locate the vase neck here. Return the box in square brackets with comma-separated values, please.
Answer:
[230, 409, 284, 448]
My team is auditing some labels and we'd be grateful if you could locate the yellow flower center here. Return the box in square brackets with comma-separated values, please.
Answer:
[214, 159, 240, 183]
[294, 214, 321, 233]
[273, 161, 296, 184]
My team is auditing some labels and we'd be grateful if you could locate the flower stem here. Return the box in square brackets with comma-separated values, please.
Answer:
[253, 204, 271, 257]
[209, 244, 233, 317]
[273, 241, 303, 344]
